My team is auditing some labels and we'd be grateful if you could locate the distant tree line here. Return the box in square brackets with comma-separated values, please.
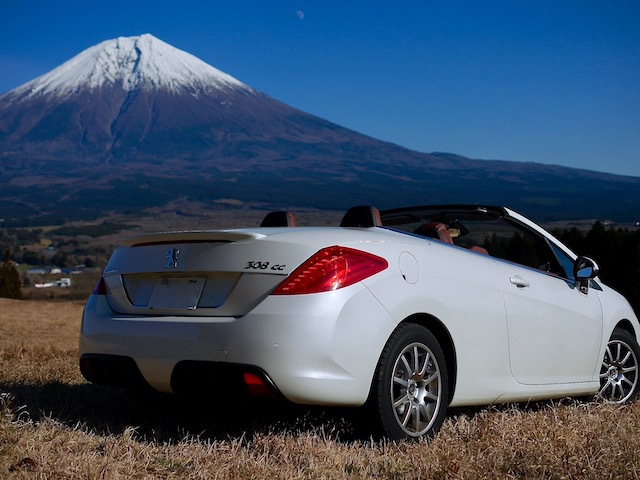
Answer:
[553, 222, 640, 316]
[0, 227, 105, 272]
[0, 250, 21, 299]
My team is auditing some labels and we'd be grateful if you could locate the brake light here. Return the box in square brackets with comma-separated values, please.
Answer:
[91, 277, 107, 295]
[272, 246, 388, 295]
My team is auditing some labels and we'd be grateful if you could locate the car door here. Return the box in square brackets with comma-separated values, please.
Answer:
[498, 260, 602, 385]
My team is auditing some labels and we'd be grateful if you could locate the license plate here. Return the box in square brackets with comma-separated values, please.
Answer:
[148, 277, 205, 310]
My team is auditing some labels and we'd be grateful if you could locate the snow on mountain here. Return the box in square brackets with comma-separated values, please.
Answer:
[8, 33, 249, 99]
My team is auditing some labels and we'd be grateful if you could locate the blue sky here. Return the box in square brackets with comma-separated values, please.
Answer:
[1, 1, 639, 177]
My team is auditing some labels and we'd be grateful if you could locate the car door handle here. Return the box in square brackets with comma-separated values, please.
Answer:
[509, 275, 530, 288]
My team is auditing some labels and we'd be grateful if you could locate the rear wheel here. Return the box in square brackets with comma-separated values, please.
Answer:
[597, 328, 640, 403]
[371, 323, 448, 440]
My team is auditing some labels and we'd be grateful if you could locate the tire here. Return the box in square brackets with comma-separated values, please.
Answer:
[371, 323, 449, 440]
[597, 328, 640, 403]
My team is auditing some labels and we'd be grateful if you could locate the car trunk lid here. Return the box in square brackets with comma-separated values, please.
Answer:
[100, 230, 302, 317]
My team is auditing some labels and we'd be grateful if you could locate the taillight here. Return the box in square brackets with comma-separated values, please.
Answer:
[91, 277, 107, 295]
[272, 246, 388, 295]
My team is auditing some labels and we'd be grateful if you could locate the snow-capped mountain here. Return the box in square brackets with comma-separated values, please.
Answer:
[0, 33, 399, 166]
[1, 34, 639, 225]
[9, 34, 247, 99]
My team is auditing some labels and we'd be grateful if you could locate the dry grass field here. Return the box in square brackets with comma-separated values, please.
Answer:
[2, 297, 640, 479]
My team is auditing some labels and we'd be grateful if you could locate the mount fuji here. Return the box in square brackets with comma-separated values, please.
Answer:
[1, 34, 639, 225]
[0, 33, 368, 166]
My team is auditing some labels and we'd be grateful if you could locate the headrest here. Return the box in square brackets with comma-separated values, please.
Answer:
[260, 211, 297, 227]
[340, 205, 382, 228]
[413, 222, 454, 244]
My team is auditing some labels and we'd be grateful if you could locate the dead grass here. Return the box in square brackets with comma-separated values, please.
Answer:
[0, 299, 83, 350]
[1, 298, 640, 479]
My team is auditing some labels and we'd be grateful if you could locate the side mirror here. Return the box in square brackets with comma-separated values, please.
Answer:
[573, 256, 599, 294]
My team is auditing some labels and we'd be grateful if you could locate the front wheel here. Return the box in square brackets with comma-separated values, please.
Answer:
[371, 323, 448, 440]
[597, 328, 640, 403]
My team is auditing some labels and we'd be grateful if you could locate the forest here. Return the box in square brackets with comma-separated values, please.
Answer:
[553, 222, 640, 315]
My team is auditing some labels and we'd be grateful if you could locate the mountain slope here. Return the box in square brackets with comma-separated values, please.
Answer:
[1, 34, 639, 226]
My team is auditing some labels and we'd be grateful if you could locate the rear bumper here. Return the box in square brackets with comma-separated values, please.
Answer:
[79, 285, 397, 406]
[80, 353, 280, 399]
[80, 353, 147, 388]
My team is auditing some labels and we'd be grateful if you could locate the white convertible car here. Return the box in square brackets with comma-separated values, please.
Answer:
[80, 205, 640, 439]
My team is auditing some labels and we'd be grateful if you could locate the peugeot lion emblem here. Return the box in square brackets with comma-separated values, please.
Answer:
[165, 248, 180, 268]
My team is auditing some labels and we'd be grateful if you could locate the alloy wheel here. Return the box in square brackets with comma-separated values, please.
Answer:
[390, 341, 443, 437]
[598, 337, 639, 403]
